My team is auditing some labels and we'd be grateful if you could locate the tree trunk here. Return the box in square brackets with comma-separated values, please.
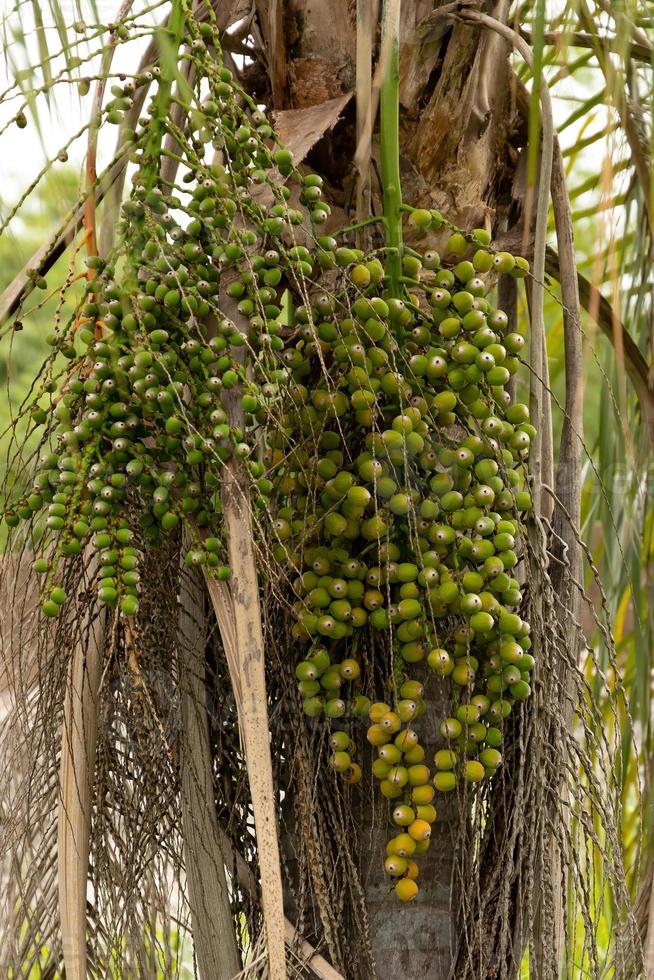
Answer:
[363, 681, 458, 979]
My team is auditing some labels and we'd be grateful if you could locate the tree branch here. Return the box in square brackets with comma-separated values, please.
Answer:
[520, 29, 652, 65]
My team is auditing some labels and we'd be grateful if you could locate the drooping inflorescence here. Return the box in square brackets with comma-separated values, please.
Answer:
[2, 9, 535, 902]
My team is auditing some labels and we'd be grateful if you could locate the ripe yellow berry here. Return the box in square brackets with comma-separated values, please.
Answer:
[407, 764, 431, 786]
[408, 819, 432, 842]
[330, 731, 352, 752]
[394, 729, 419, 752]
[411, 784, 435, 805]
[387, 766, 409, 788]
[372, 758, 391, 779]
[427, 648, 453, 675]
[388, 833, 416, 857]
[379, 711, 401, 733]
[452, 661, 476, 686]
[462, 760, 485, 783]
[329, 750, 351, 772]
[479, 748, 502, 769]
[339, 658, 361, 680]
[392, 804, 416, 827]
[400, 680, 424, 700]
[395, 878, 419, 902]
[384, 855, 408, 876]
[350, 263, 371, 288]
[434, 749, 457, 770]
[416, 804, 437, 823]
[405, 859, 420, 880]
[403, 744, 425, 765]
[367, 724, 391, 746]
[369, 701, 391, 723]
[379, 743, 402, 764]
[440, 717, 462, 740]
[434, 771, 457, 792]
[397, 699, 419, 722]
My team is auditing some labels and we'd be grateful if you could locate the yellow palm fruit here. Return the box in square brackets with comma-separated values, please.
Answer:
[434, 771, 457, 792]
[479, 748, 502, 769]
[395, 878, 419, 902]
[369, 701, 391, 723]
[452, 661, 476, 686]
[403, 744, 425, 765]
[440, 717, 462, 740]
[456, 703, 480, 725]
[372, 758, 391, 779]
[329, 750, 351, 772]
[379, 711, 401, 733]
[384, 855, 408, 877]
[408, 819, 432, 842]
[397, 699, 419, 722]
[416, 804, 437, 823]
[330, 731, 352, 752]
[462, 760, 485, 782]
[387, 766, 409, 787]
[367, 723, 391, 746]
[428, 648, 453, 675]
[405, 859, 420, 880]
[388, 833, 417, 857]
[379, 743, 402, 764]
[392, 804, 416, 827]
[394, 729, 419, 752]
[434, 749, 457, 770]
[412, 784, 435, 805]
[400, 680, 424, 700]
[407, 764, 431, 786]
[339, 658, 361, 680]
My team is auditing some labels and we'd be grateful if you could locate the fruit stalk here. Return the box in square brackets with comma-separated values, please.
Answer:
[379, 0, 403, 305]
[141, 0, 185, 191]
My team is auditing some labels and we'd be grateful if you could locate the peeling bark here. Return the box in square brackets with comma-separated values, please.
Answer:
[58, 614, 104, 980]
[179, 560, 242, 980]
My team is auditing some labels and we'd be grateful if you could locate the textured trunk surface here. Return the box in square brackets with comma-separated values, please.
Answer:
[363, 682, 458, 978]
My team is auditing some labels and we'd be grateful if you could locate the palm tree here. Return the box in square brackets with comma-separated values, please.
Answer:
[0, 2, 652, 978]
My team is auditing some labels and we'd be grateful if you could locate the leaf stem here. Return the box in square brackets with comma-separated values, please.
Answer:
[380, 0, 403, 314]
[142, 0, 186, 191]
[336, 216, 385, 236]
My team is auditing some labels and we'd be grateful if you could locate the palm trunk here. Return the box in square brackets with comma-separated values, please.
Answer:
[264, 4, 522, 976]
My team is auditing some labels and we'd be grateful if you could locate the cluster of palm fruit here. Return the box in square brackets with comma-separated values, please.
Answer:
[4, 36, 330, 617]
[1, 17, 535, 902]
[275, 232, 535, 900]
